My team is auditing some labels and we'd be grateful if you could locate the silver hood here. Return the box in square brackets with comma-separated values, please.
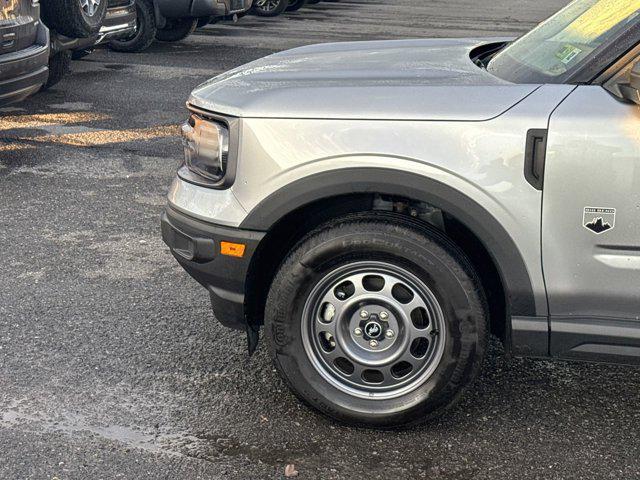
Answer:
[189, 38, 538, 121]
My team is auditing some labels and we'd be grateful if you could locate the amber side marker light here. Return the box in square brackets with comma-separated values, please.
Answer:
[220, 241, 246, 258]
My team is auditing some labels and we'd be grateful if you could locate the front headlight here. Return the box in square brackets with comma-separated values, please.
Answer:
[181, 114, 229, 182]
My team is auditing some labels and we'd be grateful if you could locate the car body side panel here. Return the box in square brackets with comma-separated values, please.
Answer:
[543, 86, 640, 363]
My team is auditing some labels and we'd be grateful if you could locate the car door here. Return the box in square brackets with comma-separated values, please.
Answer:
[542, 84, 640, 363]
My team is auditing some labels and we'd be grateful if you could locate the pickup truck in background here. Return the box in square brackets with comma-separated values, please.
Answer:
[0, 0, 136, 106]
[0, 0, 50, 106]
[46, 0, 137, 88]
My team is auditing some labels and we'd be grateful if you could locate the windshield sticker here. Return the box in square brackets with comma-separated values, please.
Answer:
[556, 45, 583, 64]
[583, 207, 616, 234]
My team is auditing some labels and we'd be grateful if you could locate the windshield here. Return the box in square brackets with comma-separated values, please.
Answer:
[487, 0, 640, 83]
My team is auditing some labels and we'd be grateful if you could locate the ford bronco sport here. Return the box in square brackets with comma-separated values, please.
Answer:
[162, 0, 640, 427]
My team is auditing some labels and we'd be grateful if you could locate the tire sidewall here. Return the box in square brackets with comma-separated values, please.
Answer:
[265, 220, 486, 427]
[79, 0, 108, 30]
[109, 0, 157, 52]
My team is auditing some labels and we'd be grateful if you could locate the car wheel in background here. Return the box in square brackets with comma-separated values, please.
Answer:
[250, 0, 288, 17]
[196, 16, 213, 29]
[155, 18, 198, 42]
[285, 0, 308, 12]
[40, 0, 108, 38]
[265, 214, 488, 427]
[41, 51, 72, 90]
[109, 0, 156, 53]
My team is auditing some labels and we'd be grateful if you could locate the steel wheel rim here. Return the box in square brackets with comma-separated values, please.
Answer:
[81, 0, 101, 17]
[301, 261, 446, 400]
[255, 0, 280, 11]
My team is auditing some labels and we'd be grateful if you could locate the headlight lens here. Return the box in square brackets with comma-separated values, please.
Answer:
[181, 114, 229, 182]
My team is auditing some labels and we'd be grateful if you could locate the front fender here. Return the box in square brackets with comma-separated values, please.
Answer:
[240, 166, 537, 318]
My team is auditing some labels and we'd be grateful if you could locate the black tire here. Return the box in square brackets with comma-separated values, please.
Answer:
[250, 0, 288, 17]
[285, 0, 308, 11]
[265, 213, 488, 428]
[40, 0, 107, 38]
[155, 18, 198, 42]
[42, 51, 72, 90]
[108, 0, 156, 53]
[307, 0, 321, 3]
[196, 16, 213, 29]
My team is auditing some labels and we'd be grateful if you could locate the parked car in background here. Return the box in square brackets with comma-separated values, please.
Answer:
[0, 0, 49, 106]
[45, 0, 137, 88]
[163, 0, 640, 427]
[109, 0, 252, 53]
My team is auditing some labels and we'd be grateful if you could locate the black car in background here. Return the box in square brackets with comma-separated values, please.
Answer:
[0, 0, 50, 106]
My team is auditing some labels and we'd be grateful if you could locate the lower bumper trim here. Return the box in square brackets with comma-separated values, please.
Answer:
[161, 206, 265, 331]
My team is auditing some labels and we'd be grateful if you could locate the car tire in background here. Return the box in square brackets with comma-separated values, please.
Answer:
[155, 18, 198, 42]
[196, 16, 213, 29]
[264, 214, 488, 427]
[250, 0, 288, 17]
[40, 0, 108, 38]
[285, 0, 308, 12]
[41, 51, 72, 90]
[307, 0, 321, 3]
[109, 0, 157, 53]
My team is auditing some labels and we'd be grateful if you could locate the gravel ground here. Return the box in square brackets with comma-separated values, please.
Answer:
[2, 1, 640, 479]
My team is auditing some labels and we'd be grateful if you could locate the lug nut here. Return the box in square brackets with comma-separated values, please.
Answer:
[354, 327, 363, 336]
[379, 311, 389, 320]
[359, 310, 369, 319]
[385, 329, 395, 338]
[369, 340, 379, 348]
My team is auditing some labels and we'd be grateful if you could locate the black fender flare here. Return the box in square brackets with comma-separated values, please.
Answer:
[240, 167, 537, 318]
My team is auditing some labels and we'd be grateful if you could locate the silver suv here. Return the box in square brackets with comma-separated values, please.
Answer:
[162, 0, 640, 427]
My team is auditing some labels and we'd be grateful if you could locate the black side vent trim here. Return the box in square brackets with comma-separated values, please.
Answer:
[524, 129, 548, 190]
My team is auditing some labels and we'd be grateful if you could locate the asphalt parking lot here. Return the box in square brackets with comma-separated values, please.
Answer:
[2, 0, 640, 479]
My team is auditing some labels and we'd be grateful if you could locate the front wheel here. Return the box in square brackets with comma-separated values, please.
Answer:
[250, 0, 288, 17]
[40, 0, 108, 38]
[265, 214, 488, 427]
[108, 0, 156, 53]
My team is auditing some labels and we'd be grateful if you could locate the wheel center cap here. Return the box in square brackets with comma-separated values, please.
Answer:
[364, 320, 383, 339]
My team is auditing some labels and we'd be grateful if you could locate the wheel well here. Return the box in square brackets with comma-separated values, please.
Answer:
[245, 193, 508, 346]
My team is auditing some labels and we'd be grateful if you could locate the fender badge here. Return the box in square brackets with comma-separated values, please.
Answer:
[583, 207, 615, 234]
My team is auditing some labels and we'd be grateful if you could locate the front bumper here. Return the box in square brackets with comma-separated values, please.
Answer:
[0, 23, 49, 107]
[161, 206, 265, 330]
